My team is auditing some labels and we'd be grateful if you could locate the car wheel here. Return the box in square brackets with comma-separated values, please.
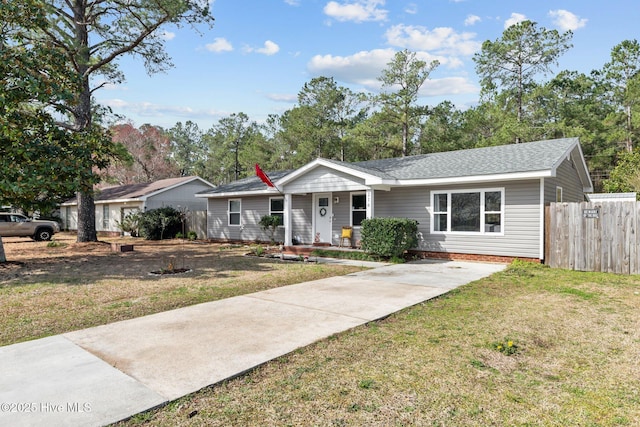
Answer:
[34, 228, 53, 241]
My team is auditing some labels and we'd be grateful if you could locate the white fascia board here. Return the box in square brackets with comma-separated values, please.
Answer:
[276, 158, 387, 187]
[395, 170, 553, 187]
[275, 159, 324, 186]
[549, 139, 593, 192]
[199, 189, 281, 199]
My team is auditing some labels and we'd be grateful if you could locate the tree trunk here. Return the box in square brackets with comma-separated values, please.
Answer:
[0, 236, 6, 263]
[626, 105, 633, 152]
[73, 1, 98, 242]
[77, 191, 97, 242]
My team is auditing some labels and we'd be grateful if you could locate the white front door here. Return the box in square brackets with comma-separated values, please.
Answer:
[313, 193, 332, 244]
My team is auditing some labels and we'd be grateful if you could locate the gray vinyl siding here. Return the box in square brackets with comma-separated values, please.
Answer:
[544, 158, 585, 203]
[208, 194, 313, 244]
[145, 181, 211, 211]
[283, 166, 368, 194]
[374, 180, 542, 258]
[291, 194, 313, 244]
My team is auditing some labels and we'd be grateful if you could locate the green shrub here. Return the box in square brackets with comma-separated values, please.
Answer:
[116, 211, 141, 237]
[187, 231, 197, 240]
[259, 215, 281, 244]
[138, 207, 183, 240]
[360, 217, 418, 258]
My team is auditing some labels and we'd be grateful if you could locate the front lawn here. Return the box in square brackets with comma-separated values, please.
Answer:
[119, 261, 640, 426]
[0, 234, 364, 346]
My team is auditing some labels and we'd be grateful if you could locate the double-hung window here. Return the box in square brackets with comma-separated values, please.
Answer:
[431, 189, 504, 234]
[351, 192, 367, 226]
[228, 199, 241, 226]
[102, 205, 110, 230]
[269, 197, 284, 226]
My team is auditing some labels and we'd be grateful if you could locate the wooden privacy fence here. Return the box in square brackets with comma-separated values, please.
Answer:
[185, 210, 207, 240]
[546, 201, 639, 274]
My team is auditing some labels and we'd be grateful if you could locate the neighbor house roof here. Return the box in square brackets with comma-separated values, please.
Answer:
[200, 138, 593, 198]
[62, 176, 214, 205]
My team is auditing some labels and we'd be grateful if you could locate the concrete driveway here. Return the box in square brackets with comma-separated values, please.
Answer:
[0, 259, 505, 427]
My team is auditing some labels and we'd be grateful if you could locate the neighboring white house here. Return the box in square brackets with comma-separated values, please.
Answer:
[61, 176, 215, 235]
[586, 192, 637, 202]
[198, 138, 593, 262]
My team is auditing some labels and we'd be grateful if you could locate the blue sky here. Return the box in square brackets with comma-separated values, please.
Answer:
[95, 0, 640, 130]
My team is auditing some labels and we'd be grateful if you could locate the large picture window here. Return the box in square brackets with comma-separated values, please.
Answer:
[351, 192, 367, 226]
[269, 197, 284, 226]
[431, 189, 504, 234]
[228, 199, 241, 226]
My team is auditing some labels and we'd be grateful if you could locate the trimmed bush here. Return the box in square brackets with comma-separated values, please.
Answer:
[259, 214, 281, 244]
[360, 217, 418, 258]
[138, 206, 183, 240]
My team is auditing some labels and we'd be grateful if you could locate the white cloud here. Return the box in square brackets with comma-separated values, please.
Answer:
[549, 9, 587, 31]
[307, 48, 474, 96]
[323, 0, 388, 23]
[464, 14, 481, 26]
[266, 93, 298, 102]
[205, 37, 233, 53]
[421, 77, 477, 97]
[161, 31, 176, 41]
[252, 40, 280, 55]
[405, 3, 418, 14]
[384, 24, 481, 57]
[505, 12, 527, 28]
[308, 48, 396, 89]
[102, 98, 226, 121]
[283, 0, 300, 5]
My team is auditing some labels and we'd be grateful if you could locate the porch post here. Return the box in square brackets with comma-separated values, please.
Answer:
[366, 188, 375, 219]
[284, 193, 293, 246]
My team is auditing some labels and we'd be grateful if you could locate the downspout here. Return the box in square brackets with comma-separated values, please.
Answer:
[540, 178, 545, 261]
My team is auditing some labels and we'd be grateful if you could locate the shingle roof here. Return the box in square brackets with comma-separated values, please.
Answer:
[202, 138, 583, 196]
[351, 137, 579, 180]
[64, 176, 206, 204]
[204, 170, 292, 194]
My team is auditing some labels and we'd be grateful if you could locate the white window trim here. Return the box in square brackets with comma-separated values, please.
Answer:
[430, 188, 505, 235]
[269, 196, 285, 227]
[350, 191, 367, 227]
[228, 199, 241, 227]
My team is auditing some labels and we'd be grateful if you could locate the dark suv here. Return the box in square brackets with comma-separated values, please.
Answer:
[0, 213, 60, 241]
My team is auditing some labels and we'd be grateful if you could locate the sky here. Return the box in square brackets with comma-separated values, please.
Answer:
[95, 0, 640, 131]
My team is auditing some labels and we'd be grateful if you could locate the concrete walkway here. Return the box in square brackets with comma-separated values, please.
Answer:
[0, 259, 505, 427]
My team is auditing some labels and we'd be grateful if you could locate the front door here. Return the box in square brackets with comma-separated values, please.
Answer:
[313, 193, 332, 244]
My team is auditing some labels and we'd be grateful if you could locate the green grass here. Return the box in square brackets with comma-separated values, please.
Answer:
[310, 249, 383, 262]
[115, 261, 640, 427]
[0, 242, 365, 346]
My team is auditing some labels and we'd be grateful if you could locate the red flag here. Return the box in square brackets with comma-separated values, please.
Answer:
[255, 164, 275, 187]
